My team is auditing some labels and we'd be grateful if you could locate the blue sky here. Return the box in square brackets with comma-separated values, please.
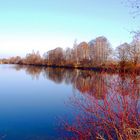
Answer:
[0, 0, 139, 57]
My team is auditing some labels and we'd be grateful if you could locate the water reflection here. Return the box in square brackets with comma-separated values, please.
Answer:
[14, 65, 140, 99]
[13, 65, 140, 139]
[14, 65, 43, 80]
[14, 65, 112, 100]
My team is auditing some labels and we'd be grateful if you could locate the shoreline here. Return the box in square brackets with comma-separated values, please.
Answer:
[1, 63, 139, 74]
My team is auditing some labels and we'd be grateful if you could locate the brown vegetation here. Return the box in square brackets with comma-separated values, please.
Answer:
[1, 35, 140, 72]
[62, 70, 140, 140]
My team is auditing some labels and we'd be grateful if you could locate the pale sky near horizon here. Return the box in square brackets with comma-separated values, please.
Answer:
[0, 0, 139, 58]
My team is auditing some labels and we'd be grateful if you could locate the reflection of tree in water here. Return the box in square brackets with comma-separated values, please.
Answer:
[43, 68, 67, 84]
[108, 72, 140, 99]
[14, 65, 26, 71]
[43, 68, 110, 100]
[26, 66, 43, 79]
[13, 66, 111, 100]
[73, 71, 109, 100]
[14, 65, 43, 79]
[13, 66, 140, 100]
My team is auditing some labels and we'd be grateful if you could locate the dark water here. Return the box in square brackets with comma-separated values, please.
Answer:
[0, 65, 139, 140]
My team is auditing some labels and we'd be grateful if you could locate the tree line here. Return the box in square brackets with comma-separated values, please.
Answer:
[1, 35, 140, 71]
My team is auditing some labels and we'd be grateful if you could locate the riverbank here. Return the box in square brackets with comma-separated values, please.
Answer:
[1, 62, 140, 75]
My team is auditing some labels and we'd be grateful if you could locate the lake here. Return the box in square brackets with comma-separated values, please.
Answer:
[0, 65, 139, 140]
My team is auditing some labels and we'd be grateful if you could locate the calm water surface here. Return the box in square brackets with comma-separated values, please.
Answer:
[0, 65, 76, 140]
[0, 65, 139, 140]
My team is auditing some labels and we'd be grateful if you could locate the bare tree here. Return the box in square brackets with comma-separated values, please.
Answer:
[129, 38, 140, 66]
[77, 42, 89, 61]
[116, 43, 130, 69]
[45, 47, 65, 66]
[25, 51, 42, 65]
[92, 36, 111, 65]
